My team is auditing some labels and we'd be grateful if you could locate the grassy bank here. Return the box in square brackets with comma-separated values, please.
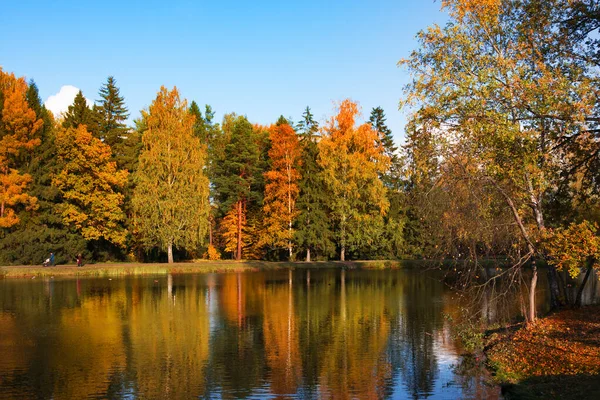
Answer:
[485, 305, 600, 399]
[0, 259, 404, 279]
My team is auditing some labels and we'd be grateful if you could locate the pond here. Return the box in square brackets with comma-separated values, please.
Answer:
[1, 266, 576, 399]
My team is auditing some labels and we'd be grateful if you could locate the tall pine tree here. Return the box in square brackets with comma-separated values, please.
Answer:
[369, 106, 406, 258]
[96, 76, 139, 172]
[63, 90, 99, 136]
[295, 107, 334, 261]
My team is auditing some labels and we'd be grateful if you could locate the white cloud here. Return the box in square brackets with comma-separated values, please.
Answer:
[44, 85, 93, 117]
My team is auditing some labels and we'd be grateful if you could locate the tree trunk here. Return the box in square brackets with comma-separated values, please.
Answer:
[306, 247, 311, 262]
[529, 264, 538, 323]
[490, 178, 538, 322]
[575, 258, 594, 308]
[236, 200, 242, 261]
[547, 266, 563, 310]
[340, 246, 345, 262]
[167, 242, 174, 264]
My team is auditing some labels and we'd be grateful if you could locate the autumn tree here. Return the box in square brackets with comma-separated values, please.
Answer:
[0, 69, 42, 228]
[261, 117, 302, 259]
[132, 86, 210, 263]
[318, 100, 389, 261]
[401, 0, 598, 321]
[0, 80, 88, 265]
[53, 124, 129, 247]
[543, 221, 600, 308]
[295, 106, 333, 261]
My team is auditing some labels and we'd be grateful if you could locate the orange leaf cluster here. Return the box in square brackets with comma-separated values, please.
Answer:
[488, 306, 600, 381]
[0, 68, 42, 227]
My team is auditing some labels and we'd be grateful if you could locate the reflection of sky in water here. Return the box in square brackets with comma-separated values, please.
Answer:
[0, 268, 508, 399]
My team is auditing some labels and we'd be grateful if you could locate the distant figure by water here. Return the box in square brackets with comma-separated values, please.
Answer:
[43, 252, 55, 267]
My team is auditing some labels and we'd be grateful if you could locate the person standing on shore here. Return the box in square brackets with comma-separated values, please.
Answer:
[50, 252, 55, 266]
[76, 254, 82, 267]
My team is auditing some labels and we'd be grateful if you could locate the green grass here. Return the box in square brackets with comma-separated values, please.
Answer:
[0, 260, 406, 279]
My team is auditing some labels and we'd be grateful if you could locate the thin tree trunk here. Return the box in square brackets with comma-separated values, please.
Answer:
[306, 248, 311, 262]
[236, 200, 242, 261]
[167, 242, 174, 264]
[489, 178, 539, 323]
[209, 216, 213, 246]
[547, 266, 563, 310]
[557, 270, 571, 306]
[340, 214, 346, 262]
[575, 258, 594, 308]
[529, 264, 538, 323]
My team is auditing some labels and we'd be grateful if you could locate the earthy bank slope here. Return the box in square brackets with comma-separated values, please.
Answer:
[486, 305, 600, 400]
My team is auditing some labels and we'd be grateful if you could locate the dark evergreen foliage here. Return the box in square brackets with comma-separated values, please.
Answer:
[295, 107, 334, 260]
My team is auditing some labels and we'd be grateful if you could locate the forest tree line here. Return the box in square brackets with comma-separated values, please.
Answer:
[0, 71, 406, 264]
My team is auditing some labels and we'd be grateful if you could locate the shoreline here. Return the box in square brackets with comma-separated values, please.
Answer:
[0, 260, 405, 279]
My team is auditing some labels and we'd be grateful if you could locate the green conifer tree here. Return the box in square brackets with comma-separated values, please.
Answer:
[212, 115, 264, 260]
[295, 107, 334, 261]
[63, 90, 99, 136]
[369, 106, 406, 258]
[96, 76, 139, 172]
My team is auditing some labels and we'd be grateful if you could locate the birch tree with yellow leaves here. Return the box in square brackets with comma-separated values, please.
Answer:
[132, 86, 210, 263]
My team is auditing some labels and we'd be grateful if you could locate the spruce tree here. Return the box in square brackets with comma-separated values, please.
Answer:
[96, 76, 139, 171]
[97, 76, 128, 143]
[369, 107, 402, 189]
[295, 107, 334, 261]
[369, 106, 406, 259]
[63, 90, 99, 135]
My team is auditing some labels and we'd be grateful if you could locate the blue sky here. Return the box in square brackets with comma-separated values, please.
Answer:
[1, 0, 448, 144]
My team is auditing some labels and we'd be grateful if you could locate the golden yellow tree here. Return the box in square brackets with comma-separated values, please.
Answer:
[0, 69, 42, 227]
[261, 120, 302, 258]
[318, 100, 390, 261]
[132, 86, 210, 263]
[53, 124, 129, 246]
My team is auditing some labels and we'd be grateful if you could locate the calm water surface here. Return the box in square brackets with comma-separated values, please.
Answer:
[0, 268, 507, 399]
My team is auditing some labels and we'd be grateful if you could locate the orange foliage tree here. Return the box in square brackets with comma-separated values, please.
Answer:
[0, 69, 43, 227]
[261, 119, 302, 259]
[318, 100, 389, 261]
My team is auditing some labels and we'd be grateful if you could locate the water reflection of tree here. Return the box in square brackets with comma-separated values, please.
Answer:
[202, 272, 268, 398]
[388, 270, 444, 399]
